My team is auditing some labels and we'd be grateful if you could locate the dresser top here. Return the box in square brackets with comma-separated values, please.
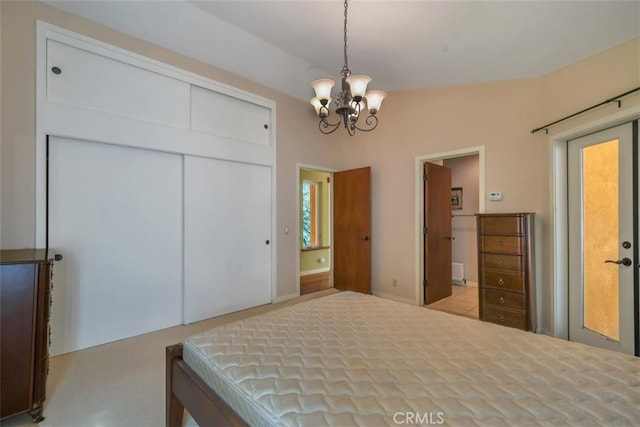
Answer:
[0, 249, 54, 264]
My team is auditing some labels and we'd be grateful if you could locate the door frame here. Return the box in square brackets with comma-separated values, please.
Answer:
[414, 146, 486, 306]
[549, 106, 640, 352]
[296, 163, 336, 298]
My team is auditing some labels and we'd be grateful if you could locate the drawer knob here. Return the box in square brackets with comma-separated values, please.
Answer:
[498, 278, 505, 286]
[497, 260, 504, 267]
[499, 297, 505, 304]
[497, 240, 504, 247]
[499, 316, 505, 322]
[497, 222, 503, 229]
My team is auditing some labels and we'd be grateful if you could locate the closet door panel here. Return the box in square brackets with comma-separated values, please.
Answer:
[191, 85, 272, 146]
[184, 156, 272, 323]
[48, 136, 183, 356]
[47, 40, 190, 128]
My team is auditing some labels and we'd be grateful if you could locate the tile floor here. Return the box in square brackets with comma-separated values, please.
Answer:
[426, 284, 479, 319]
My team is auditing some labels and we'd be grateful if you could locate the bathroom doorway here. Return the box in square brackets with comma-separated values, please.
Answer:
[417, 148, 484, 319]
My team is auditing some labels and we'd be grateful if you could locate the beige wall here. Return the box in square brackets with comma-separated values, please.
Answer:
[330, 37, 639, 330]
[444, 155, 479, 283]
[0, 0, 332, 300]
[2, 1, 639, 329]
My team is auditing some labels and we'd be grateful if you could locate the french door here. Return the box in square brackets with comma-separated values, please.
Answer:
[568, 122, 636, 354]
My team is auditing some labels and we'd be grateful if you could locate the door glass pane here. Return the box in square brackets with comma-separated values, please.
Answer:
[582, 139, 619, 341]
[301, 181, 319, 248]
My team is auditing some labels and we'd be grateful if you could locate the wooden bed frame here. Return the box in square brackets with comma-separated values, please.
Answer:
[165, 344, 247, 427]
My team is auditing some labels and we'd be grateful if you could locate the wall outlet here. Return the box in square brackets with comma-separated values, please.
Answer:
[488, 192, 503, 201]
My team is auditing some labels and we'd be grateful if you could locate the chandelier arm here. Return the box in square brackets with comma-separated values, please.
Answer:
[352, 114, 379, 132]
[318, 118, 342, 135]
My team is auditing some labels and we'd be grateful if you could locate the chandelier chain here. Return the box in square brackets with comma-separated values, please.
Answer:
[342, 0, 349, 76]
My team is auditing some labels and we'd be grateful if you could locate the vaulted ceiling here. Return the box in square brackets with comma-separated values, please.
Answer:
[44, 1, 640, 101]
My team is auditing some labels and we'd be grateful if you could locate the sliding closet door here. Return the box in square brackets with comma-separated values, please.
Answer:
[184, 156, 272, 323]
[48, 136, 183, 356]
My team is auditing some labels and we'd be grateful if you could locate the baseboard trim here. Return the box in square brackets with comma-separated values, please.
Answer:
[372, 291, 417, 306]
[272, 293, 298, 304]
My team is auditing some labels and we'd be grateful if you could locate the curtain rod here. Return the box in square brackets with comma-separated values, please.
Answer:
[531, 87, 640, 134]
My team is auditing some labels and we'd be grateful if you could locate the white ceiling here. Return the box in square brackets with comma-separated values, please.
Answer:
[44, 1, 640, 101]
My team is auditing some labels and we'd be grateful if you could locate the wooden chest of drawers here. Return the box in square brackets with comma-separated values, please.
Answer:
[476, 213, 535, 331]
[1, 250, 57, 422]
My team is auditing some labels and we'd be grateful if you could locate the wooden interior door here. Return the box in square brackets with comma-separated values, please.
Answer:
[424, 162, 452, 304]
[334, 167, 372, 294]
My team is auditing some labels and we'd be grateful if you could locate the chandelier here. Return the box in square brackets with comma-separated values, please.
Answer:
[309, 0, 386, 136]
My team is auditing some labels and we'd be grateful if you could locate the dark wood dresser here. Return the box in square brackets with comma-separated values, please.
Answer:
[476, 213, 535, 331]
[1, 249, 58, 422]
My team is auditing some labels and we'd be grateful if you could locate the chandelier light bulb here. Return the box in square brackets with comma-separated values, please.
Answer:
[311, 79, 335, 103]
[365, 90, 386, 115]
[345, 75, 372, 100]
[310, 96, 331, 118]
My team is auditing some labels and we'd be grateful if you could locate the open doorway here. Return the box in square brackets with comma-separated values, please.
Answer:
[416, 147, 484, 319]
[299, 168, 333, 295]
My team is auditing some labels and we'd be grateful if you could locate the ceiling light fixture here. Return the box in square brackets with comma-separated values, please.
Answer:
[310, 0, 386, 136]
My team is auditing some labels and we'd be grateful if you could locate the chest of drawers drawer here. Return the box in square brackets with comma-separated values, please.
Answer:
[483, 288, 525, 310]
[478, 216, 523, 234]
[480, 254, 524, 272]
[480, 236, 524, 255]
[482, 271, 525, 292]
[483, 306, 527, 330]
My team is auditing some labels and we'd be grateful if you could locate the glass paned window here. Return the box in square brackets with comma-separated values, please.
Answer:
[302, 181, 319, 248]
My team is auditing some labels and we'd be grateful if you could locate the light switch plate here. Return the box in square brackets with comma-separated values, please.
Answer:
[489, 192, 503, 201]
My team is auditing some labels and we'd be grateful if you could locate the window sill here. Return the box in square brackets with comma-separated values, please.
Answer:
[301, 246, 331, 252]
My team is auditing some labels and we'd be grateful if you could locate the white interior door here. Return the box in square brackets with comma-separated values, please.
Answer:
[568, 122, 635, 354]
[184, 156, 272, 323]
[48, 136, 183, 355]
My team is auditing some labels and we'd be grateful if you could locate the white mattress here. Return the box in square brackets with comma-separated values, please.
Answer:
[183, 292, 639, 426]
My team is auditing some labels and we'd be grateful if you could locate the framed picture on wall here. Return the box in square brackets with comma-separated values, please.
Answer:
[451, 187, 463, 210]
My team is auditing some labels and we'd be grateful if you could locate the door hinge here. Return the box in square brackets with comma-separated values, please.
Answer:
[423, 174, 428, 182]
[423, 279, 427, 287]
[423, 226, 427, 234]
